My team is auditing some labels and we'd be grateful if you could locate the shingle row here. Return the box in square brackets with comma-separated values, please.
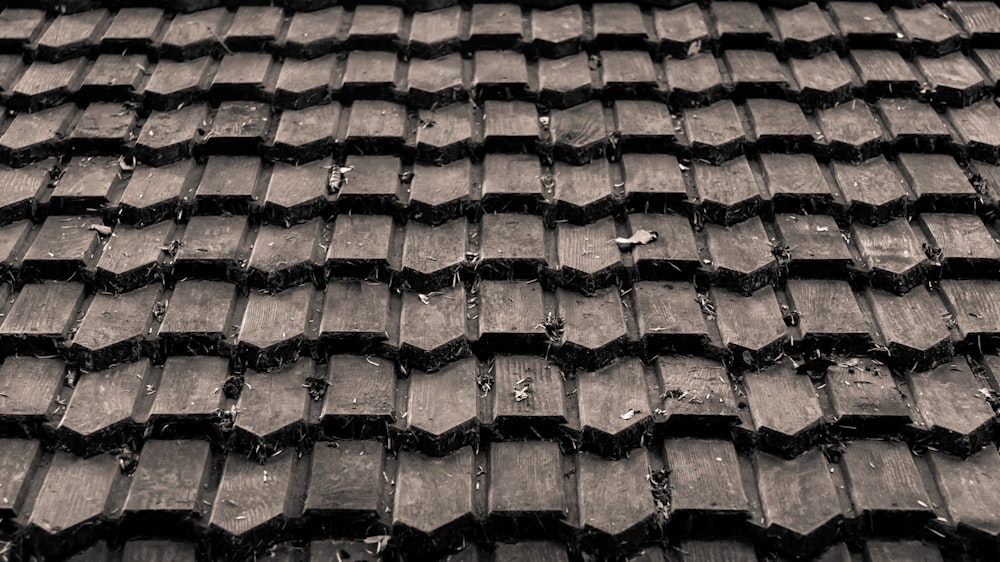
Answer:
[1, 3, 998, 62]
[4, 45, 1000, 115]
[1, 431, 997, 561]
[0, 151, 996, 231]
[0, 256, 996, 377]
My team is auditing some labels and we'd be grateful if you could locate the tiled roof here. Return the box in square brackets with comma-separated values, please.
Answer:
[1, 1, 1000, 561]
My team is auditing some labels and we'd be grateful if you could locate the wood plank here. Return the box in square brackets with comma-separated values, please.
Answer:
[93, 221, 173, 293]
[851, 219, 929, 294]
[477, 280, 547, 352]
[0, 438, 41, 517]
[713, 286, 789, 369]
[656, 356, 737, 432]
[635, 282, 710, 356]
[157, 280, 237, 356]
[322, 355, 396, 438]
[29, 451, 118, 535]
[627, 214, 700, 279]
[209, 451, 294, 538]
[409, 160, 471, 225]
[941, 280, 1000, 342]
[841, 441, 932, 531]
[773, 214, 853, 278]
[928, 446, 1000, 541]
[336, 156, 400, 215]
[393, 447, 474, 535]
[558, 288, 629, 371]
[825, 363, 912, 433]
[549, 101, 607, 165]
[58, 360, 147, 454]
[0, 282, 85, 346]
[682, 101, 746, 166]
[919, 213, 1000, 277]
[194, 156, 262, 215]
[119, 160, 195, 226]
[692, 157, 761, 225]
[756, 450, 842, 550]
[237, 284, 314, 370]
[123, 440, 210, 517]
[678, 541, 757, 561]
[399, 285, 470, 373]
[480, 155, 543, 212]
[907, 362, 996, 455]
[867, 287, 952, 371]
[664, 438, 749, 519]
[235, 360, 310, 447]
[70, 285, 159, 371]
[22, 217, 100, 278]
[478, 213, 548, 279]
[494, 542, 568, 562]
[786, 279, 870, 351]
[577, 450, 654, 546]
[400, 219, 467, 292]
[743, 366, 825, 456]
[577, 358, 651, 457]
[489, 441, 564, 533]
[491, 355, 567, 437]
[0, 357, 65, 429]
[551, 160, 613, 223]
[622, 154, 687, 212]
[320, 281, 392, 355]
[553, 217, 624, 294]
[405, 357, 478, 455]
[704, 217, 776, 294]
[174, 215, 248, 281]
[246, 220, 323, 292]
[831, 157, 908, 225]
[262, 161, 328, 222]
[149, 356, 228, 435]
[305, 440, 384, 524]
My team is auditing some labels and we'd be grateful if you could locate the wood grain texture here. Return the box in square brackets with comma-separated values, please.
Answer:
[787, 279, 870, 344]
[124, 439, 210, 514]
[320, 281, 391, 344]
[627, 214, 700, 269]
[158, 280, 237, 338]
[59, 359, 146, 438]
[929, 446, 1000, 539]
[664, 438, 749, 515]
[238, 284, 313, 350]
[95, 221, 172, 278]
[868, 287, 952, 368]
[23, 217, 100, 264]
[29, 451, 118, 534]
[210, 451, 294, 536]
[248, 220, 323, 276]
[477, 280, 547, 348]
[941, 280, 1000, 340]
[176, 216, 248, 264]
[555, 217, 623, 291]
[552, 160, 613, 222]
[744, 366, 824, 454]
[0, 438, 41, 516]
[394, 447, 473, 533]
[825, 364, 912, 427]
[489, 441, 564, 516]
[713, 286, 788, 362]
[0, 281, 86, 338]
[235, 360, 310, 439]
[705, 217, 775, 293]
[832, 157, 907, 224]
[756, 450, 842, 540]
[323, 355, 396, 420]
[577, 358, 650, 455]
[305, 440, 384, 515]
[907, 362, 995, 452]
[399, 285, 468, 363]
[492, 355, 566, 425]
[577, 450, 653, 538]
[0, 357, 65, 417]
[149, 356, 228, 419]
[406, 357, 477, 442]
[841, 441, 932, 516]
[635, 282, 710, 351]
[656, 356, 737, 422]
[71, 285, 159, 365]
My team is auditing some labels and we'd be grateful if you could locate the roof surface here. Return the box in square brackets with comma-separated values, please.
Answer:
[1, 0, 1000, 560]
